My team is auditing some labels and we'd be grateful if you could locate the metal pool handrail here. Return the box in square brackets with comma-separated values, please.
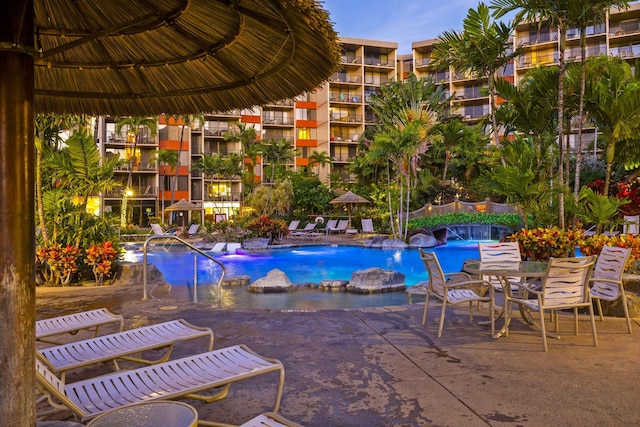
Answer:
[141, 235, 226, 300]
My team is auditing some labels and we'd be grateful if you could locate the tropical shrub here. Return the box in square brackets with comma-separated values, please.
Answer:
[36, 244, 82, 286]
[508, 227, 583, 261]
[408, 212, 522, 231]
[244, 215, 289, 243]
[85, 241, 120, 285]
[580, 234, 640, 271]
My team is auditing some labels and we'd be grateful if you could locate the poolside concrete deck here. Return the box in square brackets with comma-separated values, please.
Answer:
[36, 280, 640, 427]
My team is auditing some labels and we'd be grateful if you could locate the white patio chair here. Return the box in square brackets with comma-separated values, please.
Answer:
[478, 242, 523, 291]
[187, 223, 200, 237]
[507, 256, 597, 352]
[590, 245, 633, 333]
[36, 344, 285, 424]
[36, 308, 124, 344]
[287, 220, 301, 232]
[38, 319, 214, 380]
[623, 215, 639, 235]
[360, 218, 377, 236]
[418, 249, 494, 338]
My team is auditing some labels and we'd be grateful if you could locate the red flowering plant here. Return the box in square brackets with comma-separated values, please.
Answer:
[244, 215, 289, 243]
[588, 179, 640, 215]
[508, 227, 584, 261]
[85, 241, 120, 285]
[36, 244, 82, 286]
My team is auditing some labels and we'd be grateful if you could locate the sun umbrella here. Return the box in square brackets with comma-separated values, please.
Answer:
[330, 191, 371, 227]
[0, 0, 340, 421]
[164, 199, 202, 229]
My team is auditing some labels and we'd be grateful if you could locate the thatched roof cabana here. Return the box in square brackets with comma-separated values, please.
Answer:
[0, 0, 340, 422]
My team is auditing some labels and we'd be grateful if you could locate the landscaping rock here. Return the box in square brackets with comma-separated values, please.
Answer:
[242, 238, 270, 250]
[381, 239, 409, 249]
[409, 233, 437, 248]
[113, 262, 164, 285]
[320, 280, 348, 291]
[347, 268, 406, 294]
[222, 275, 251, 286]
[248, 269, 293, 293]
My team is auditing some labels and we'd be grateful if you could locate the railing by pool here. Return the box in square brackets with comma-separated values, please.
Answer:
[141, 235, 226, 300]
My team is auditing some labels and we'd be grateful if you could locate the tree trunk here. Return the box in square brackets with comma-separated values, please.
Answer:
[557, 26, 567, 230]
[0, 4, 37, 422]
[35, 138, 49, 246]
[573, 32, 588, 202]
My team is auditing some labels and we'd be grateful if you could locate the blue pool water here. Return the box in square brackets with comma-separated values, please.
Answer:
[137, 241, 491, 310]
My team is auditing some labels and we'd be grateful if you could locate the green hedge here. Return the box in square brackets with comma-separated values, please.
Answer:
[408, 212, 522, 230]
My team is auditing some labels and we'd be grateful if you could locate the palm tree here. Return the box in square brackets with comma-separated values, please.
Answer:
[435, 118, 471, 181]
[114, 116, 158, 226]
[45, 128, 121, 247]
[307, 150, 332, 177]
[34, 114, 87, 246]
[368, 74, 447, 240]
[492, 0, 573, 228]
[164, 114, 204, 210]
[567, 1, 630, 200]
[432, 3, 520, 146]
[224, 122, 259, 199]
[580, 56, 640, 198]
[258, 138, 296, 215]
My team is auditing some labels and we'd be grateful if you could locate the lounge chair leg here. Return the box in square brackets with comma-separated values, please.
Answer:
[539, 308, 548, 352]
[186, 384, 232, 403]
[620, 289, 632, 334]
[437, 301, 447, 338]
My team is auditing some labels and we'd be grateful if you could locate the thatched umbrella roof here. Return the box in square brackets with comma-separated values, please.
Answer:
[164, 198, 201, 211]
[33, 0, 342, 115]
[330, 191, 370, 227]
[0, 0, 341, 422]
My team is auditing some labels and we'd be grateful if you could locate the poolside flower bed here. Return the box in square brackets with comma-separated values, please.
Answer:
[581, 234, 640, 271]
[508, 227, 583, 261]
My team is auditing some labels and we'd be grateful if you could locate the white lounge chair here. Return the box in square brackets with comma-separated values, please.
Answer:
[291, 223, 316, 239]
[150, 223, 173, 236]
[590, 245, 633, 333]
[36, 344, 285, 424]
[187, 223, 200, 237]
[325, 219, 338, 232]
[360, 218, 377, 236]
[328, 219, 348, 234]
[211, 242, 227, 252]
[38, 319, 214, 379]
[287, 220, 301, 232]
[36, 308, 124, 344]
[227, 242, 242, 253]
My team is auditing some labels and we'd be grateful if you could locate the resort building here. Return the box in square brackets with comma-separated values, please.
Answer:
[95, 4, 640, 224]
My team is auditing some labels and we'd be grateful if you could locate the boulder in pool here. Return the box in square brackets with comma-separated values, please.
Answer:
[409, 233, 438, 248]
[381, 238, 409, 249]
[248, 269, 293, 293]
[347, 267, 406, 294]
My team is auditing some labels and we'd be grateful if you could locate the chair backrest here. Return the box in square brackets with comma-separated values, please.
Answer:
[623, 215, 639, 234]
[361, 219, 375, 233]
[541, 256, 596, 305]
[188, 224, 199, 235]
[419, 249, 447, 297]
[150, 223, 165, 236]
[592, 245, 630, 284]
[326, 219, 338, 229]
[35, 358, 87, 417]
[336, 220, 348, 230]
[288, 220, 300, 231]
[478, 242, 521, 262]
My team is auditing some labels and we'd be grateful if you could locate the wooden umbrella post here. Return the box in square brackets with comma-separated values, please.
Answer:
[0, 1, 36, 425]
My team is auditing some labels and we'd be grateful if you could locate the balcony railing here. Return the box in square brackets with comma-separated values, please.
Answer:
[330, 155, 356, 163]
[264, 99, 294, 107]
[330, 73, 362, 84]
[330, 133, 360, 142]
[104, 185, 157, 199]
[107, 134, 156, 145]
[363, 75, 390, 85]
[203, 127, 229, 137]
[329, 92, 361, 103]
[330, 114, 361, 123]
[262, 117, 295, 125]
[363, 57, 393, 67]
[203, 192, 242, 202]
[341, 55, 361, 64]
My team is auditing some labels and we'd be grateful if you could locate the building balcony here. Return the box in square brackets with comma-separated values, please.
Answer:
[330, 73, 362, 84]
[330, 133, 360, 143]
[330, 114, 362, 123]
[262, 117, 295, 126]
[104, 185, 157, 199]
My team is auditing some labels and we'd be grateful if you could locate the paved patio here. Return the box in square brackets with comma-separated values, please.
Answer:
[36, 279, 640, 427]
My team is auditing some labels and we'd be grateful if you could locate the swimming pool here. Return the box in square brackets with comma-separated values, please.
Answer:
[135, 241, 491, 310]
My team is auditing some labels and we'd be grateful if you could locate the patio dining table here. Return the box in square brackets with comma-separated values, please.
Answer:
[463, 260, 548, 339]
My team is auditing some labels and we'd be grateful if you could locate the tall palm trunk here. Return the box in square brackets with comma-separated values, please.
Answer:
[556, 26, 567, 230]
[35, 137, 49, 246]
[573, 31, 588, 202]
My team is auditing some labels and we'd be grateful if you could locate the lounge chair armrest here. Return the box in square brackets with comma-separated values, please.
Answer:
[511, 280, 542, 296]
[444, 279, 494, 295]
[444, 272, 472, 281]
